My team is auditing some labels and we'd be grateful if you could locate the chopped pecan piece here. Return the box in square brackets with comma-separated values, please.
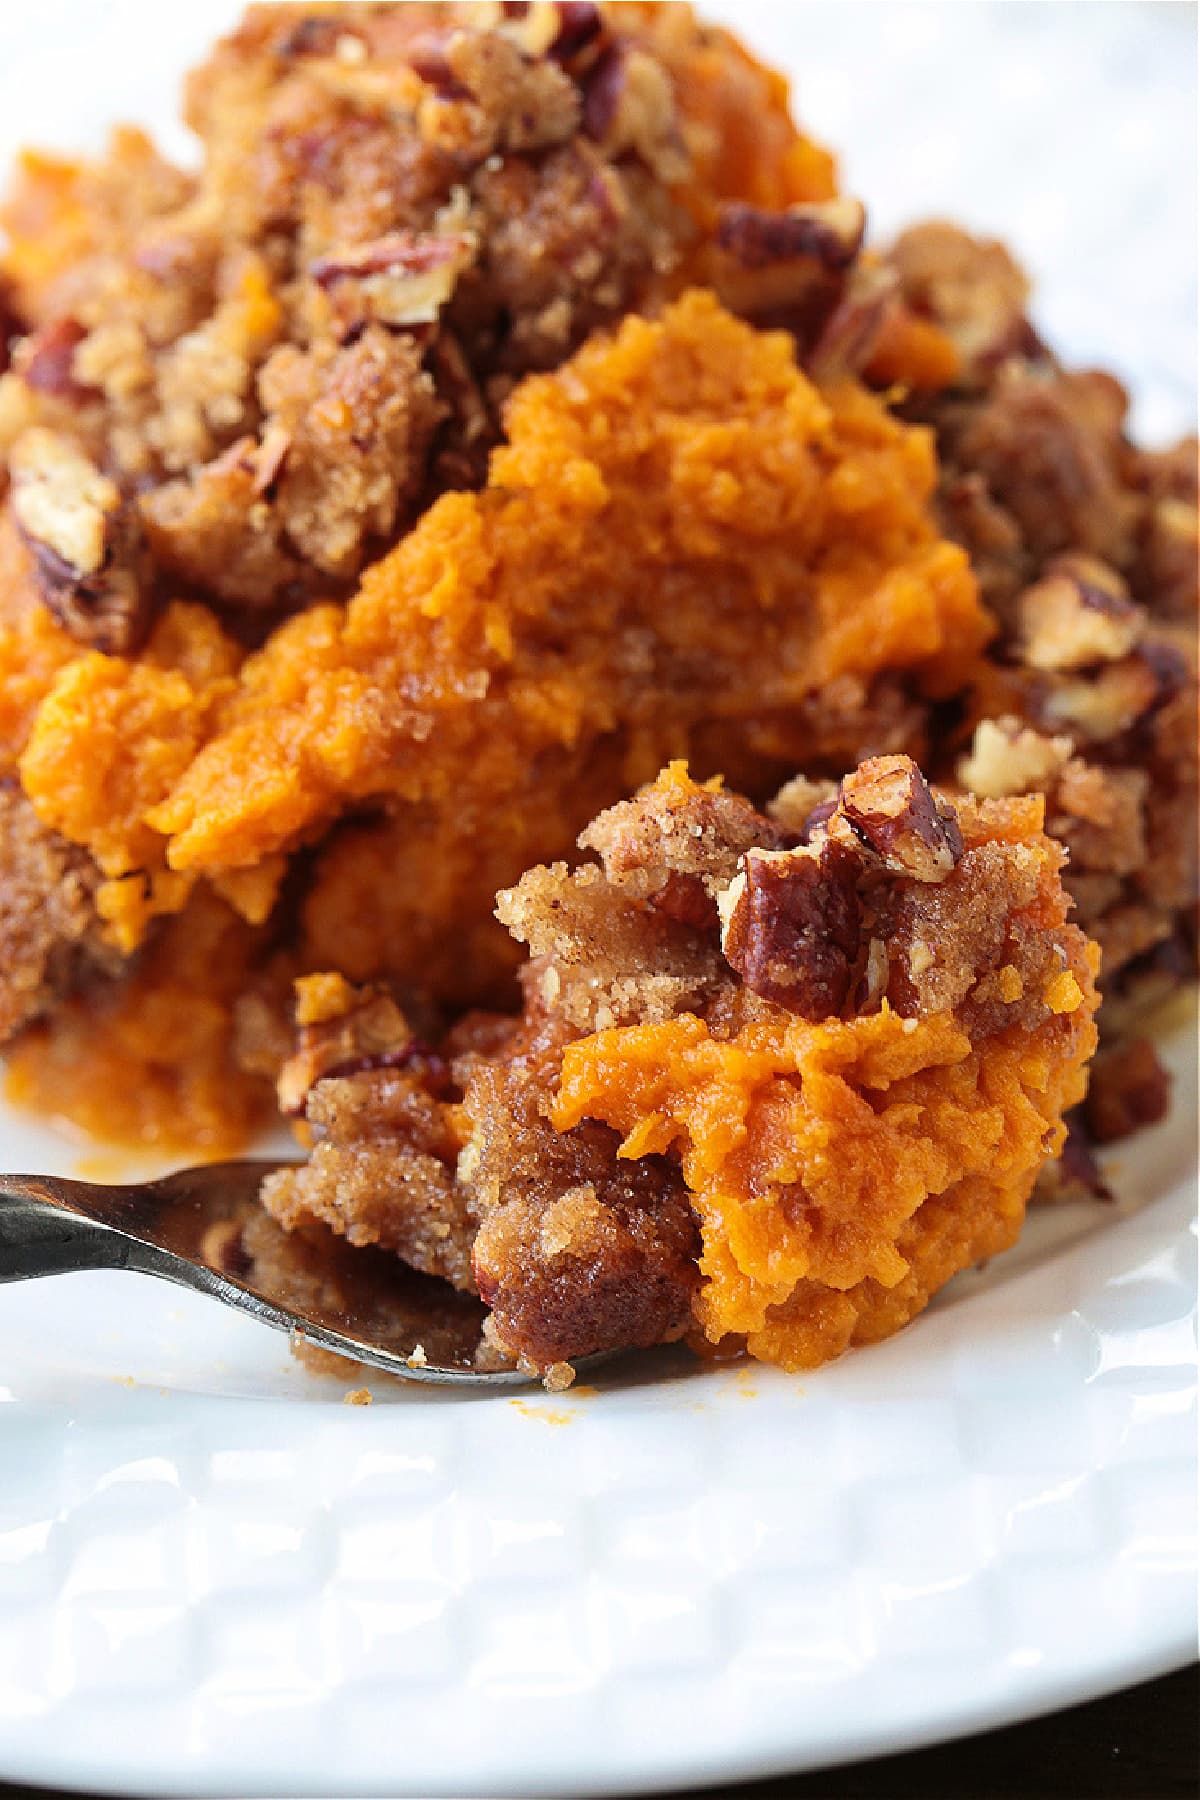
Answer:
[465, 1, 604, 64]
[426, 330, 494, 489]
[408, 33, 473, 100]
[472, 1, 601, 60]
[311, 230, 477, 329]
[581, 42, 684, 177]
[957, 717, 1074, 800]
[1084, 1037, 1173, 1145]
[11, 429, 116, 576]
[717, 197, 866, 272]
[850, 935, 890, 1014]
[886, 221, 1034, 380]
[830, 754, 964, 882]
[1050, 762, 1148, 877]
[798, 796, 840, 843]
[16, 319, 99, 404]
[277, 974, 416, 1116]
[252, 422, 291, 496]
[718, 840, 861, 1018]
[548, 2, 603, 62]
[1138, 493, 1199, 621]
[806, 263, 899, 382]
[1040, 641, 1182, 743]
[275, 15, 344, 58]
[938, 363, 1138, 574]
[1015, 553, 1143, 672]
[8, 427, 152, 653]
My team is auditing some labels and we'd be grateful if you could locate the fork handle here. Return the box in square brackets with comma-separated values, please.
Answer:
[0, 1175, 160, 1283]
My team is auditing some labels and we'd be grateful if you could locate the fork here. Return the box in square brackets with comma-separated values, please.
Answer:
[0, 1162, 532, 1386]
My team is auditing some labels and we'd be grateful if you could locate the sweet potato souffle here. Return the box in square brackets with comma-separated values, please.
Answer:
[0, 2, 1194, 1386]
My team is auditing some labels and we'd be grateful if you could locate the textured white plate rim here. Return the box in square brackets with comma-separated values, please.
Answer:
[0, 1645, 1195, 1800]
[1, 1147, 1195, 1800]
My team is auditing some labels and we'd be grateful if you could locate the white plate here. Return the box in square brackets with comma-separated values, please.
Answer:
[0, 5, 1196, 1795]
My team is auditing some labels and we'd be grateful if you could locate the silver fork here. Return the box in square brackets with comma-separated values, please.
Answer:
[0, 1162, 532, 1386]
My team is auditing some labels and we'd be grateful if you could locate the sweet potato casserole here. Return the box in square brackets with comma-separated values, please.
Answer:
[0, 3, 1193, 1384]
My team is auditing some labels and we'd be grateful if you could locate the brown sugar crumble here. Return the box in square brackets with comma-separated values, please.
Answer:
[0, 4, 1193, 1382]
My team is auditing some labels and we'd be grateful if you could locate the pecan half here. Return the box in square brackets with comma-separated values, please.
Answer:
[1015, 553, 1143, 672]
[311, 230, 477, 330]
[830, 754, 964, 882]
[717, 198, 866, 273]
[718, 840, 861, 1018]
[9, 428, 152, 654]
